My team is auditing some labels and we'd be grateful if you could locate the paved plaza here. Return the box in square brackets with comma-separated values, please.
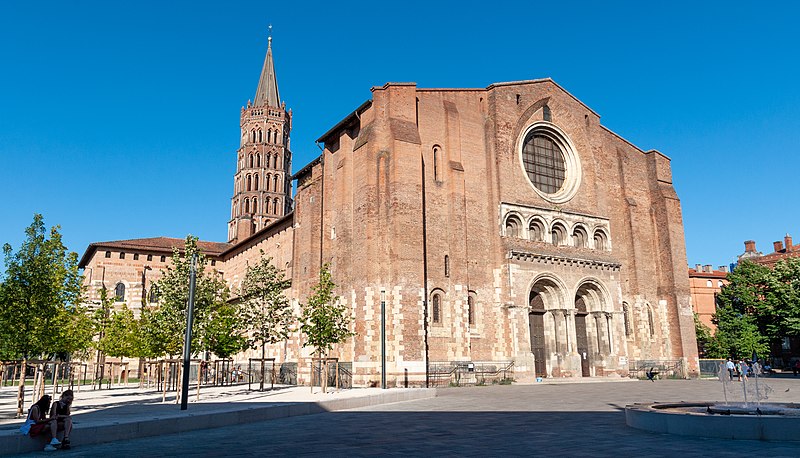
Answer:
[5, 376, 800, 457]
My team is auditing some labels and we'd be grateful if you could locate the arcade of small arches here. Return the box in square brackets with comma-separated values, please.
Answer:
[235, 172, 283, 193]
[231, 196, 283, 218]
[238, 152, 283, 172]
[525, 276, 624, 377]
[246, 127, 282, 145]
[503, 212, 610, 251]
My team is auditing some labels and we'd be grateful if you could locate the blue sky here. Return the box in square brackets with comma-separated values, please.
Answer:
[1, 1, 798, 269]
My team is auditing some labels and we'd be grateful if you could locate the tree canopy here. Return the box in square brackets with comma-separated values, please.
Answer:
[239, 251, 293, 353]
[299, 264, 354, 358]
[702, 259, 800, 359]
[139, 236, 243, 358]
[0, 214, 91, 360]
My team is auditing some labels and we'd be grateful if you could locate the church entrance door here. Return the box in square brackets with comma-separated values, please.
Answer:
[529, 311, 547, 377]
[574, 311, 590, 377]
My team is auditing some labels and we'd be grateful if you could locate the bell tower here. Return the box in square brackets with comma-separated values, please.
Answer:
[228, 31, 293, 243]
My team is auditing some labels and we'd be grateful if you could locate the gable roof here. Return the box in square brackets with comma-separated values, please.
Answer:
[78, 237, 231, 268]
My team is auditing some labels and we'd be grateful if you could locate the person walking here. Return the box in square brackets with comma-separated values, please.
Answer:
[725, 358, 735, 381]
[793, 359, 800, 376]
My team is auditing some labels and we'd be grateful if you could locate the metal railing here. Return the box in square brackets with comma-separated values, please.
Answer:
[427, 361, 515, 387]
[628, 359, 686, 379]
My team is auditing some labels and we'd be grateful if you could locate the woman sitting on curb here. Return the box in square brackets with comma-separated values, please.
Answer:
[44, 390, 74, 451]
[19, 395, 52, 438]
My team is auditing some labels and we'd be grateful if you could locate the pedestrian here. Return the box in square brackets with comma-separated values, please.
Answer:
[45, 389, 73, 451]
[19, 395, 51, 437]
[725, 358, 735, 381]
[793, 359, 800, 376]
[738, 360, 748, 382]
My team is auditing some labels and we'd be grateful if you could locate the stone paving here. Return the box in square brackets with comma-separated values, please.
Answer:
[8, 377, 800, 457]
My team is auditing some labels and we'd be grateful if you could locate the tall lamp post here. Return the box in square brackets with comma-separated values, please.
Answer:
[180, 253, 198, 410]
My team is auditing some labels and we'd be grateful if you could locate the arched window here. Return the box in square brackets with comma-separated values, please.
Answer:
[273, 175, 279, 191]
[247, 175, 252, 191]
[622, 301, 632, 337]
[274, 130, 279, 143]
[529, 219, 544, 242]
[551, 223, 567, 246]
[256, 154, 261, 167]
[244, 198, 250, 213]
[249, 154, 254, 168]
[593, 230, 607, 250]
[467, 293, 476, 326]
[432, 293, 441, 324]
[257, 130, 262, 143]
[505, 215, 521, 237]
[114, 283, 125, 302]
[273, 154, 278, 168]
[252, 198, 258, 213]
[254, 174, 259, 190]
[251, 130, 256, 143]
[265, 173, 271, 191]
[572, 226, 588, 248]
[432, 146, 441, 182]
[275, 154, 280, 169]
[646, 304, 655, 337]
[273, 198, 279, 214]
[149, 285, 159, 304]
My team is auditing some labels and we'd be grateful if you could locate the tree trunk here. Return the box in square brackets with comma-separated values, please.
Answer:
[16, 359, 26, 418]
[260, 342, 266, 391]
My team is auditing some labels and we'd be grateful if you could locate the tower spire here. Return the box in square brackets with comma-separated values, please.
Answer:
[254, 25, 280, 108]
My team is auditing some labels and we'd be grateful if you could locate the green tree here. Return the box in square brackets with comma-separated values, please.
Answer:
[145, 236, 233, 358]
[240, 252, 293, 354]
[203, 303, 248, 359]
[99, 304, 139, 358]
[0, 214, 86, 416]
[300, 264, 354, 391]
[764, 257, 800, 340]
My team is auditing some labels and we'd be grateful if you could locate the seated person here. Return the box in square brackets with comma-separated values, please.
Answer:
[21, 395, 51, 437]
[45, 390, 73, 451]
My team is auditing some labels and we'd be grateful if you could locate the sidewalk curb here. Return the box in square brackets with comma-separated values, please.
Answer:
[1, 389, 435, 455]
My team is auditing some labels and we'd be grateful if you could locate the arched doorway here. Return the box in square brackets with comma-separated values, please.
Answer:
[528, 277, 565, 377]
[574, 281, 610, 377]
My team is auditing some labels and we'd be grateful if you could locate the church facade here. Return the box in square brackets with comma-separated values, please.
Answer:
[79, 38, 700, 385]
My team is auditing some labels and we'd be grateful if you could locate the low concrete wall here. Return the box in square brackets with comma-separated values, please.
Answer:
[1, 389, 435, 455]
[625, 402, 800, 441]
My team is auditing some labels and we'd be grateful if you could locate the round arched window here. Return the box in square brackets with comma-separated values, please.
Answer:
[522, 133, 565, 194]
[518, 122, 581, 203]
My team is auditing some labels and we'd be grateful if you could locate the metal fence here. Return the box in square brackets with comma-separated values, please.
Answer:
[628, 359, 686, 380]
[699, 359, 725, 378]
[427, 361, 515, 387]
[311, 360, 352, 389]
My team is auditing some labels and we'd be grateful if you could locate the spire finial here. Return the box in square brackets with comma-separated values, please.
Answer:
[268, 24, 272, 47]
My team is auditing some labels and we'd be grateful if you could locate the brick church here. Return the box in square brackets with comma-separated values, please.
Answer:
[79, 36, 699, 385]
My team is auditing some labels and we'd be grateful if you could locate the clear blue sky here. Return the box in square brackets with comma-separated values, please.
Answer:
[2, 1, 799, 270]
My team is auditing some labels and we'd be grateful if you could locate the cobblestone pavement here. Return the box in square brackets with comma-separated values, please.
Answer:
[12, 378, 800, 457]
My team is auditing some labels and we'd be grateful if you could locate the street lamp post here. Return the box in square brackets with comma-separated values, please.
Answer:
[180, 253, 198, 410]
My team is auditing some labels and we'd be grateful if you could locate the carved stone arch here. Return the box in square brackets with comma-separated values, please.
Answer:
[504, 212, 524, 238]
[550, 219, 569, 246]
[571, 223, 589, 248]
[528, 216, 546, 242]
[527, 274, 568, 310]
[592, 227, 609, 250]
[573, 278, 612, 312]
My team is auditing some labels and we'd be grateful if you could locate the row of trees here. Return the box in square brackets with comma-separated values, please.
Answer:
[696, 258, 800, 360]
[1, 215, 354, 371]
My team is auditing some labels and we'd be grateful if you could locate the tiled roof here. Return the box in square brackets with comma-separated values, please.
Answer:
[688, 268, 728, 279]
[79, 237, 230, 268]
